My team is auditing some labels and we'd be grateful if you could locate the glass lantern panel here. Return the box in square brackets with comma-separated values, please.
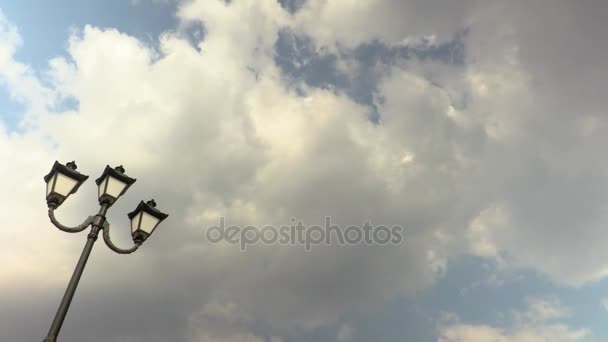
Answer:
[140, 211, 161, 234]
[98, 176, 128, 199]
[46, 173, 57, 196]
[97, 177, 107, 198]
[106, 176, 127, 198]
[130, 212, 142, 233]
[54, 173, 79, 197]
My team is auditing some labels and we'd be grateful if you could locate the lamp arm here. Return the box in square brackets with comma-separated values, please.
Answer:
[48, 208, 94, 233]
[102, 222, 141, 254]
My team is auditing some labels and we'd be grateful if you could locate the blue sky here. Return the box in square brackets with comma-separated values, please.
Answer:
[0, 0, 177, 131]
[1, 1, 608, 342]
[1, 0, 177, 68]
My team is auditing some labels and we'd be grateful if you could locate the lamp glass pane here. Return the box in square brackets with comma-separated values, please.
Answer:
[46, 173, 56, 196]
[140, 211, 160, 234]
[130, 212, 142, 233]
[97, 177, 107, 198]
[54, 173, 79, 196]
[106, 176, 127, 198]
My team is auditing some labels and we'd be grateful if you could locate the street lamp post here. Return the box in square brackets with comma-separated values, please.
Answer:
[42, 161, 169, 342]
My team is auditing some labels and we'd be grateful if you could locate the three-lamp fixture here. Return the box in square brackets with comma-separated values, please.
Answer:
[44, 161, 168, 245]
[42, 161, 168, 342]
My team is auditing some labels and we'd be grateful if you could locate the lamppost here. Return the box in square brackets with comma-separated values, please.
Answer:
[42, 161, 169, 342]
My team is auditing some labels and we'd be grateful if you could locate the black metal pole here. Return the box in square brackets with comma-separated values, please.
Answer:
[43, 204, 108, 342]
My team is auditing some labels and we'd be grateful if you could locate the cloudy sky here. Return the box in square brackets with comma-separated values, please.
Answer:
[1, 0, 608, 341]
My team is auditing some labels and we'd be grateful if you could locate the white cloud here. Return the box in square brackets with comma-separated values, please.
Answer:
[2, 0, 608, 340]
[0, 10, 55, 127]
[0, 10, 82, 292]
[291, 0, 476, 49]
[439, 297, 591, 342]
[1, 1, 451, 337]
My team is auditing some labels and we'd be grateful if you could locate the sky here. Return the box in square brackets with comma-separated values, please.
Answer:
[1, 1, 608, 341]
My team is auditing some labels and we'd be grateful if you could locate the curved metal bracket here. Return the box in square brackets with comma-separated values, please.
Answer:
[102, 222, 141, 254]
[48, 208, 94, 233]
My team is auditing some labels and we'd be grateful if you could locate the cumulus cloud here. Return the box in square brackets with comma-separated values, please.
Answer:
[0, 9, 54, 126]
[456, 0, 608, 287]
[2, 0, 608, 341]
[291, 0, 477, 49]
[439, 297, 590, 342]
[1, 2, 451, 340]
